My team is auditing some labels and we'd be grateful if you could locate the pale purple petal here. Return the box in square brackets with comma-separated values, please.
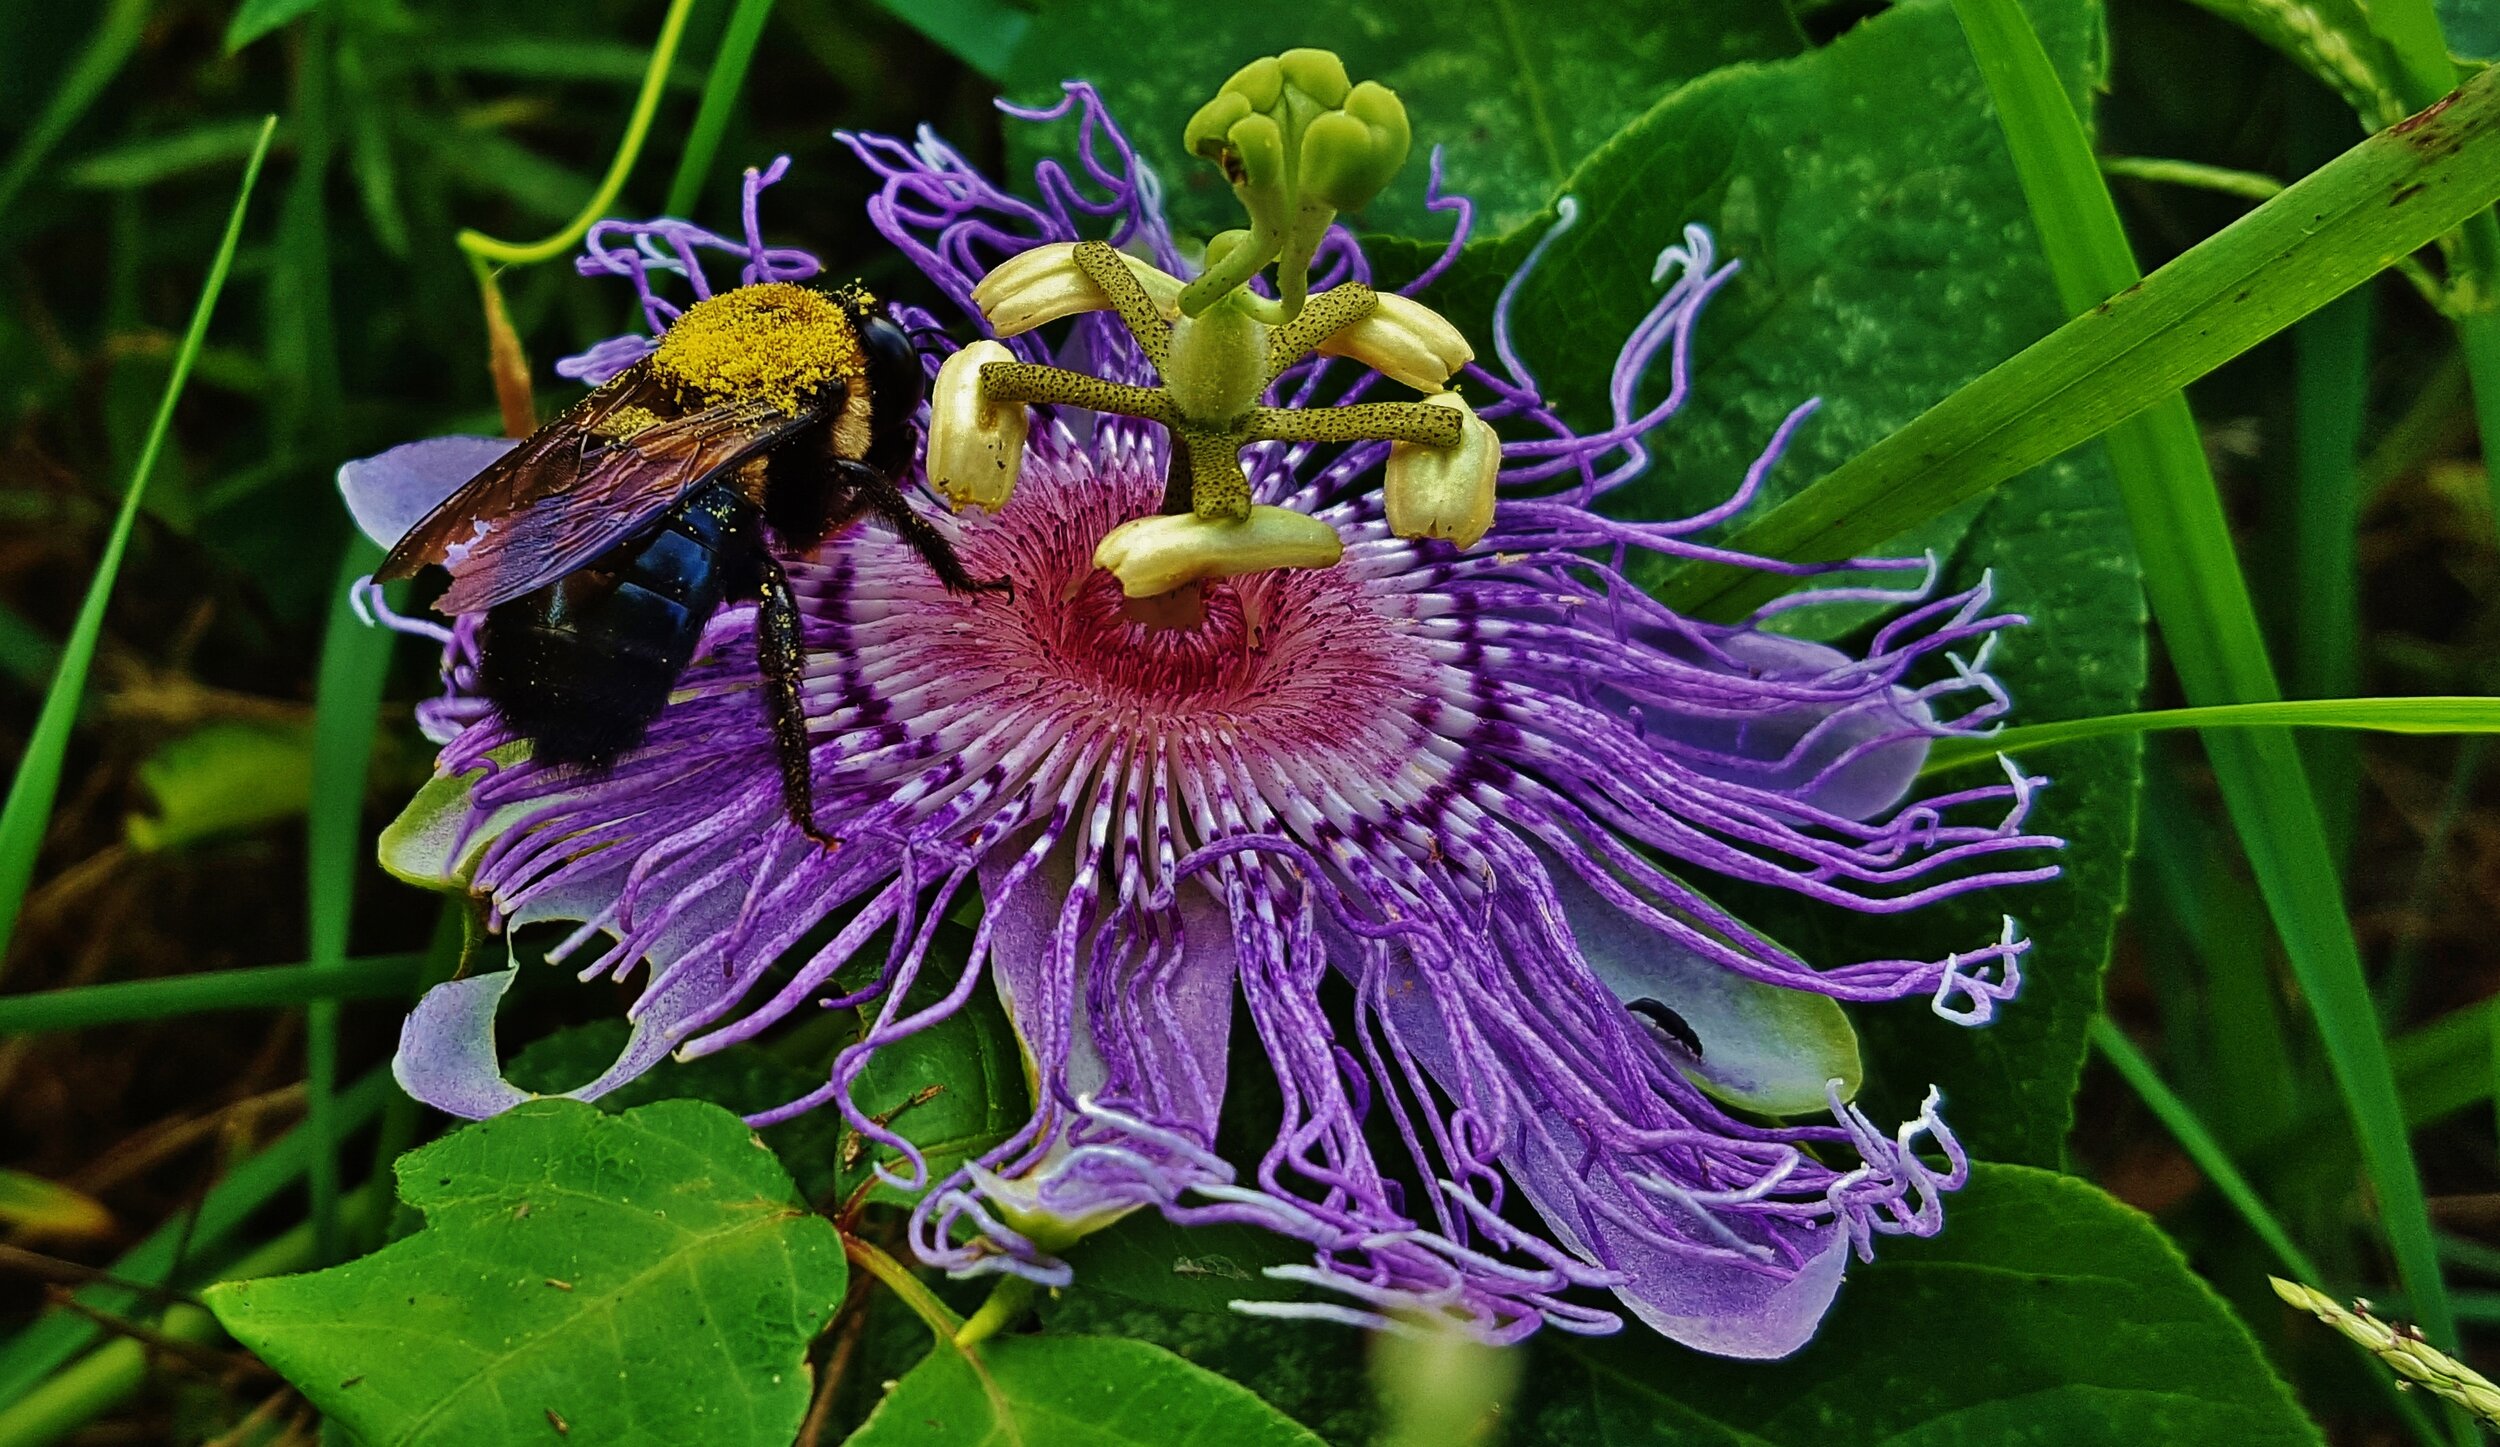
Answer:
[338, 436, 514, 551]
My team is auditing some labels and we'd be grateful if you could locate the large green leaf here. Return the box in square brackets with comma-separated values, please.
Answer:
[1517, 1166, 2321, 1445]
[1051, 1168, 2320, 1446]
[849, 1333, 1326, 1445]
[505, 986, 1026, 1211]
[1370, 0, 2106, 624]
[1720, 446, 2146, 1165]
[1004, 0, 1804, 236]
[206, 1100, 845, 1447]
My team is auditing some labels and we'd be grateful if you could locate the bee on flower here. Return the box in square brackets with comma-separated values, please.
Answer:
[346, 57, 2059, 1356]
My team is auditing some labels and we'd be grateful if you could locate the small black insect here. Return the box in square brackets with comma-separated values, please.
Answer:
[376, 282, 1002, 847]
[1626, 997, 1704, 1059]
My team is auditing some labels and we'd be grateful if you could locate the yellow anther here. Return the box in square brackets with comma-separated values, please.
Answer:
[1093, 506, 1344, 598]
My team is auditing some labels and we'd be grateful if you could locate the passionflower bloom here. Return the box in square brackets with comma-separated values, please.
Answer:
[350, 90, 2060, 1356]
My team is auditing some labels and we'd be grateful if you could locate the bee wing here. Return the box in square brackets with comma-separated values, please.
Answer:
[376, 365, 822, 614]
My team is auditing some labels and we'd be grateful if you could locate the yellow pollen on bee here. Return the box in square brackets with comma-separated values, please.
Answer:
[649, 281, 865, 416]
[591, 405, 665, 441]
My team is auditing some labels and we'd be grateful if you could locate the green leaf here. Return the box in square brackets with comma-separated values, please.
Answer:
[1949, 0, 2457, 1359]
[1371, 0, 2108, 629]
[1056, 1214, 1313, 1315]
[501, 979, 1025, 1213]
[849, 1334, 1325, 1446]
[1656, 54, 2500, 624]
[876, 0, 1035, 82]
[1006, 0, 1804, 237]
[1515, 1166, 2322, 1445]
[835, 988, 1027, 1210]
[508, 1021, 848, 1201]
[123, 720, 317, 852]
[2441, 0, 2500, 58]
[1845, 447, 2145, 1164]
[207, 1099, 845, 1447]
[226, 0, 328, 54]
[1057, 1168, 2322, 1447]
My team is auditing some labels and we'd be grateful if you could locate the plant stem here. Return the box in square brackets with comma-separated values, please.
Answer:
[455, 0, 696, 268]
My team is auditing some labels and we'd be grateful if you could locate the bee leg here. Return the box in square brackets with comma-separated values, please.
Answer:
[858, 468, 1015, 600]
[756, 553, 838, 851]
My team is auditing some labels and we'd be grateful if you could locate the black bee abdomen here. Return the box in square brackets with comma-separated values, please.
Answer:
[475, 484, 760, 770]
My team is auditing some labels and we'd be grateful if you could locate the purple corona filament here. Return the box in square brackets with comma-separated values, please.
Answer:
[350, 84, 2062, 1357]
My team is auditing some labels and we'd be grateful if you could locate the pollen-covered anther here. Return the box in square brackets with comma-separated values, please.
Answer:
[970, 241, 1184, 338]
[927, 340, 1030, 513]
[1092, 505, 1343, 597]
[1385, 391, 1500, 548]
[1314, 292, 1473, 392]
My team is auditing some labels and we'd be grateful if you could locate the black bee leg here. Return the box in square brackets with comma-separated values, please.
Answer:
[860, 470, 1014, 600]
[756, 553, 838, 851]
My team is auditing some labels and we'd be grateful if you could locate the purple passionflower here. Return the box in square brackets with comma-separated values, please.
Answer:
[347, 91, 2060, 1355]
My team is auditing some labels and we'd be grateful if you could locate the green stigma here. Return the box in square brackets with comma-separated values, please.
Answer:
[1178, 48, 1411, 320]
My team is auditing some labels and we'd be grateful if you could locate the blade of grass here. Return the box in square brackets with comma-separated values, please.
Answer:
[0, 1188, 373, 1447]
[0, 1066, 392, 1405]
[1921, 696, 2500, 773]
[1656, 62, 2500, 622]
[2093, 1018, 2442, 1446]
[1950, 0, 2457, 1368]
[279, 12, 357, 1270]
[2093, 1019, 2321, 1280]
[0, 116, 278, 975]
[0, 954, 426, 1036]
[304, 539, 391, 1266]
[2289, 89, 2374, 862]
[662, 0, 778, 218]
[0, 0, 151, 221]
[2345, 0, 2500, 531]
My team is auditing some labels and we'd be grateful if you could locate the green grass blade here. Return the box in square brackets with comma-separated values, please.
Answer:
[1655, 61, 2500, 622]
[0, 0, 151, 221]
[0, 116, 278, 976]
[0, 954, 427, 1036]
[304, 537, 393, 1265]
[1921, 696, 2500, 773]
[0, 1067, 393, 1405]
[1949, 0, 2458, 1375]
[663, 0, 778, 218]
[2093, 1019, 2442, 1446]
[2091, 1019, 2321, 1281]
[1940, 0, 2450, 1369]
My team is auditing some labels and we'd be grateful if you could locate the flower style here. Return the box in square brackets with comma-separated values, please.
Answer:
[349, 91, 2061, 1357]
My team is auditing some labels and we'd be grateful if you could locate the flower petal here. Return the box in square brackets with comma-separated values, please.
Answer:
[1503, 1118, 1852, 1359]
[338, 436, 514, 552]
[1548, 854, 1861, 1116]
[393, 960, 695, 1121]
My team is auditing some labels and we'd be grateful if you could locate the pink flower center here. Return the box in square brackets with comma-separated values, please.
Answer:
[869, 438, 1449, 776]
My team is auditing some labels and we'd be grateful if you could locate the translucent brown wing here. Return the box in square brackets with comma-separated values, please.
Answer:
[375, 363, 825, 614]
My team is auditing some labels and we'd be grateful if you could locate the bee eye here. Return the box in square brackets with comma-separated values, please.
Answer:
[858, 312, 925, 413]
[855, 309, 927, 475]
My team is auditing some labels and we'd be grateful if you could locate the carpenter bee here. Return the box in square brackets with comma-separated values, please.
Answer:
[377, 282, 999, 847]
